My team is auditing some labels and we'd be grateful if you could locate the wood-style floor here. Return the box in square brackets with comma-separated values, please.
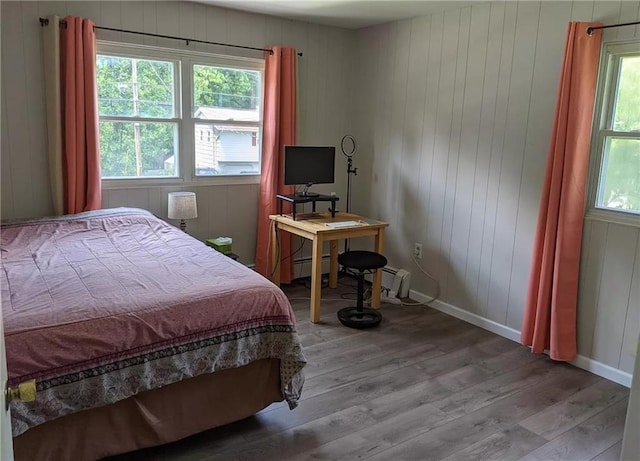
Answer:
[111, 279, 630, 461]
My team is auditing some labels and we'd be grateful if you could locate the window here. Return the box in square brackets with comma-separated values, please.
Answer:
[590, 42, 640, 217]
[96, 43, 264, 182]
[96, 54, 179, 178]
[193, 64, 262, 176]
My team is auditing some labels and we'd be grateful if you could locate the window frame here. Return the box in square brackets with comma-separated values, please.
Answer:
[97, 41, 265, 189]
[586, 40, 640, 227]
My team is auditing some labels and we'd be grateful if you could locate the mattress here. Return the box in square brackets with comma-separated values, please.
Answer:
[0, 208, 306, 437]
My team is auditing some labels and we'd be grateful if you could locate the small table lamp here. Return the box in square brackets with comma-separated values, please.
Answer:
[168, 191, 198, 232]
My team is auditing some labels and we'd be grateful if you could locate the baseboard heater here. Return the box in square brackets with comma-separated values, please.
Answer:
[292, 254, 332, 279]
[379, 266, 411, 298]
[362, 265, 411, 299]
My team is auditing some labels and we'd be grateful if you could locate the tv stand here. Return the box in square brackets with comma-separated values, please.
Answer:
[277, 193, 339, 220]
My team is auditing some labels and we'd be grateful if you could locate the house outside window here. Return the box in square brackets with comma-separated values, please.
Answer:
[589, 41, 640, 222]
[96, 42, 264, 184]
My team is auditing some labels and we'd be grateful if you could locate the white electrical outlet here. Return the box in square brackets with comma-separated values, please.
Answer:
[413, 243, 423, 259]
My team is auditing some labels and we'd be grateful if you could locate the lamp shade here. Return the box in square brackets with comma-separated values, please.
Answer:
[167, 192, 198, 220]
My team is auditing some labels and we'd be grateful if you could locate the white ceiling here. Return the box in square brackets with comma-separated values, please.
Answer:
[193, 0, 478, 29]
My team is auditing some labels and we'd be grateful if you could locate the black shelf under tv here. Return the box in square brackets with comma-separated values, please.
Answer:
[276, 194, 339, 220]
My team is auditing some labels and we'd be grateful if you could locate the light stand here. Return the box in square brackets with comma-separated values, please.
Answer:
[342, 135, 357, 252]
[345, 156, 357, 215]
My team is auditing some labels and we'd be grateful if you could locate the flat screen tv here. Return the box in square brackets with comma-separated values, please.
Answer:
[284, 146, 335, 196]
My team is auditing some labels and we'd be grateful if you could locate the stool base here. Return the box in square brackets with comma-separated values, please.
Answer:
[337, 307, 382, 329]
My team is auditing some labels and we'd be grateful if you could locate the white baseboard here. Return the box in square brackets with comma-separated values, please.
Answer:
[409, 289, 633, 388]
[571, 355, 632, 387]
[409, 289, 521, 342]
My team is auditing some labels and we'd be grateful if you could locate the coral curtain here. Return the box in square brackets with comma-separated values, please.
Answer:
[60, 16, 102, 214]
[521, 22, 602, 361]
[255, 47, 297, 283]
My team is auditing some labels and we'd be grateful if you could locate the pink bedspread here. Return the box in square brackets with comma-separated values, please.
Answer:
[1, 208, 306, 436]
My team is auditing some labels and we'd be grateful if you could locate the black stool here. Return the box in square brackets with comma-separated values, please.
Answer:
[338, 250, 388, 329]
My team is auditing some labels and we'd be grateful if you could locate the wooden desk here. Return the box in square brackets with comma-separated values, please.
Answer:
[269, 213, 388, 323]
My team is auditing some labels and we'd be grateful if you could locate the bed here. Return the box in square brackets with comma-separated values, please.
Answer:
[1, 208, 306, 460]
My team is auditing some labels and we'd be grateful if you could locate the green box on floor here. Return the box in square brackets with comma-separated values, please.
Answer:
[206, 237, 232, 254]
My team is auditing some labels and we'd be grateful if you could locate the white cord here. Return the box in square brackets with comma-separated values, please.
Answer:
[267, 219, 282, 277]
[396, 254, 440, 307]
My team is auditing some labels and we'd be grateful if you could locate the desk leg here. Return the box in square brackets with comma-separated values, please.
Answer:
[371, 228, 385, 309]
[329, 240, 338, 289]
[271, 222, 281, 287]
[310, 236, 323, 323]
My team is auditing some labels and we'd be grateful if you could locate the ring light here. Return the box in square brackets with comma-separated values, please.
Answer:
[341, 135, 357, 158]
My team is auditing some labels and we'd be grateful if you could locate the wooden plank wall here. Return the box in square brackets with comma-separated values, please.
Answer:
[352, 1, 640, 376]
[0, 1, 355, 264]
[1, 0, 638, 378]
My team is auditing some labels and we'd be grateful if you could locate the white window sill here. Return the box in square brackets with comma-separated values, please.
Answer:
[585, 208, 640, 228]
[102, 175, 261, 190]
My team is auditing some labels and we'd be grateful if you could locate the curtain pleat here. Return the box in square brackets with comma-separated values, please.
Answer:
[60, 16, 102, 215]
[255, 47, 297, 283]
[521, 22, 603, 361]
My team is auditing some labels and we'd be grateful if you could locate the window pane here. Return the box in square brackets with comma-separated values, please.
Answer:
[612, 55, 640, 132]
[193, 65, 261, 122]
[97, 55, 175, 118]
[100, 121, 178, 178]
[597, 137, 640, 213]
[194, 123, 260, 176]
